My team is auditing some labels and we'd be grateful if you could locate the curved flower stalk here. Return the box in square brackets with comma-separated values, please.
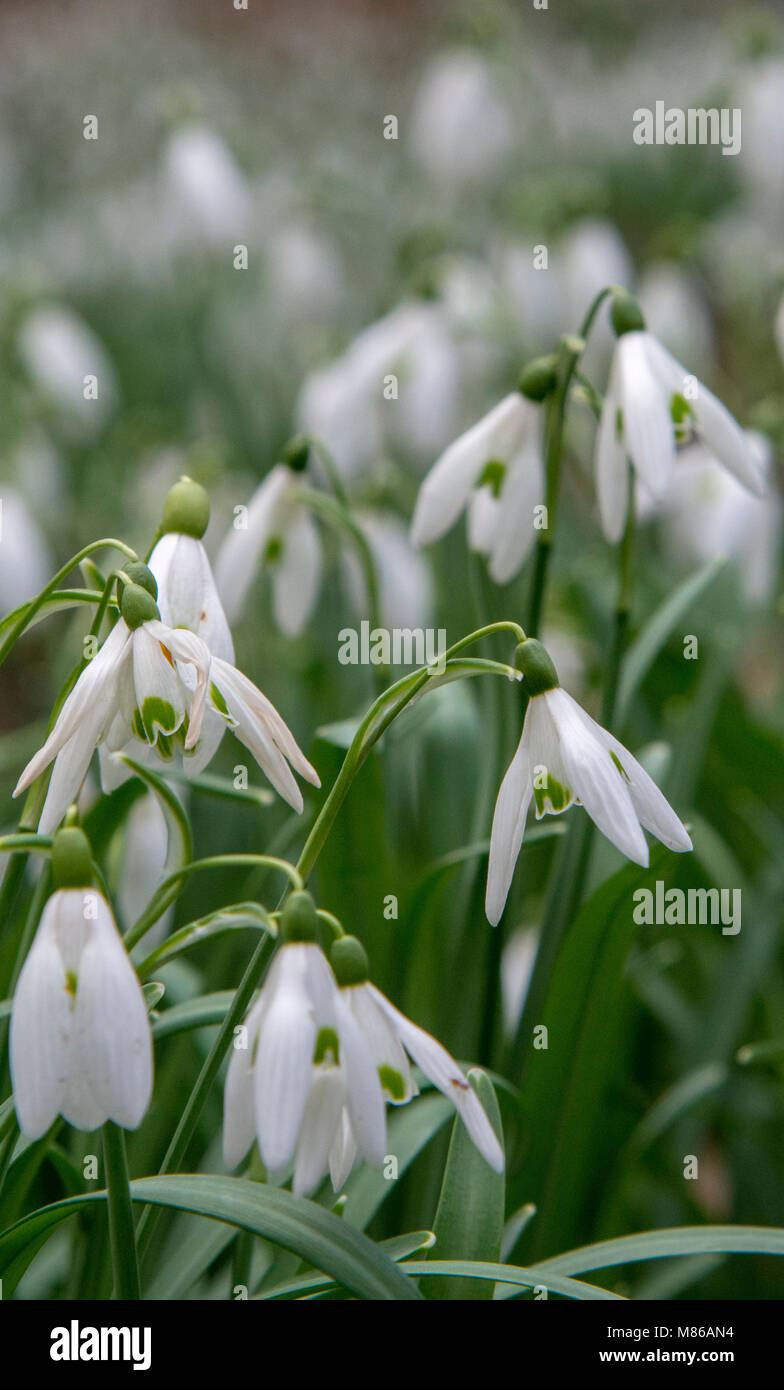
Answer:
[328, 935, 504, 1189]
[486, 639, 692, 925]
[595, 293, 766, 543]
[222, 894, 386, 1195]
[10, 828, 152, 1138]
[411, 387, 546, 584]
[214, 458, 322, 636]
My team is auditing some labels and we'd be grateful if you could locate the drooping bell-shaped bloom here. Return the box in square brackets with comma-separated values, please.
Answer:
[595, 297, 766, 543]
[10, 829, 152, 1138]
[486, 639, 692, 925]
[0, 487, 53, 619]
[223, 895, 386, 1196]
[162, 120, 250, 249]
[214, 462, 322, 637]
[409, 48, 513, 187]
[17, 304, 118, 437]
[328, 935, 504, 1188]
[411, 391, 545, 583]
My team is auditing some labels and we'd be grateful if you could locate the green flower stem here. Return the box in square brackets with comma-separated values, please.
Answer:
[124, 854, 304, 951]
[306, 434, 350, 509]
[0, 538, 136, 670]
[103, 1122, 141, 1300]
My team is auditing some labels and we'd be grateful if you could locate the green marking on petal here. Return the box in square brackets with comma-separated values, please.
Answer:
[610, 750, 631, 783]
[614, 406, 623, 440]
[210, 682, 230, 718]
[477, 459, 506, 498]
[671, 392, 696, 443]
[264, 535, 283, 565]
[140, 696, 178, 744]
[314, 1027, 340, 1066]
[378, 1064, 406, 1101]
[533, 773, 572, 816]
[65, 971, 78, 997]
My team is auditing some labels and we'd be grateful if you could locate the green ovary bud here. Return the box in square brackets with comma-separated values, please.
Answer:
[51, 826, 93, 889]
[281, 434, 311, 473]
[330, 935, 369, 987]
[161, 476, 210, 538]
[518, 354, 559, 402]
[610, 291, 645, 337]
[121, 582, 161, 630]
[514, 638, 560, 695]
[122, 561, 158, 600]
[280, 890, 320, 943]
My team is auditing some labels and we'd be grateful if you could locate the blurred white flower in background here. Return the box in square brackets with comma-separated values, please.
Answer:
[736, 57, 784, 206]
[775, 294, 784, 368]
[0, 487, 53, 618]
[17, 304, 119, 437]
[162, 120, 250, 249]
[117, 791, 175, 950]
[657, 434, 781, 605]
[341, 509, 434, 633]
[265, 224, 345, 323]
[409, 49, 513, 187]
[638, 262, 715, 377]
[215, 464, 323, 636]
[501, 926, 538, 1037]
[561, 218, 633, 369]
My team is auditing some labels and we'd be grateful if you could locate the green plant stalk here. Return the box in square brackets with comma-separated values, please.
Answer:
[103, 1123, 140, 1300]
[124, 854, 303, 951]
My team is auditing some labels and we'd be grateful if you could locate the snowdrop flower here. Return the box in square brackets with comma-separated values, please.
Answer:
[0, 487, 53, 619]
[223, 894, 386, 1196]
[658, 434, 781, 605]
[117, 791, 175, 950]
[215, 454, 322, 636]
[329, 935, 504, 1187]
[409, 49, 512, 187]
[148, 476, 235, 770]
[411, 372, 550, 584]
[15, 571, 211, 836]
[595, 293, 766, 543]
[17, 304, 118, 437]
[162, 120, 250, 248]
[486, 639, 692, 925]
[10, 828, 152, 1138]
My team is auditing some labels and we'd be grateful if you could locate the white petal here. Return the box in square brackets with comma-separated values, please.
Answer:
[486, 730, 533, 926]
[541, 689, 648, 864]
[486, 436, 544, 583]
[254, 950, 315, 1172]
[345, 984, 415, 1103]
[336, 993, 386, 1166]
[411, 393, 528, 545]
[329, 1108, 358, 1192]
[292, 1067, 346, 1196]
[211, 658, 319, 786]
[131, 626, 185, 742]
[588, 723, 692, 853]
[145, 621, 211, 747]
[369, 988, 504, 1172]
[272, 507, 323, 637]
[617, 332, 676, 497]
[14, 620, 131, 799]
[594, 362, 629, 544]
[10, 896, 74, 1138]
[222, 998, 266, 1168]
[68, 895, 153, 1129]
[150, 533, 235, 662]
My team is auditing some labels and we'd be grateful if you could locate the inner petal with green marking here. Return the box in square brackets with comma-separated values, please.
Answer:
[533, 772, 573, 817]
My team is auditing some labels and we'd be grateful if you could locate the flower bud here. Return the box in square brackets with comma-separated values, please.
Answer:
[514, 637, 559, 695]
[280, 889, 320, 943]
[518, 354, 559, 402]
[330, 934, 369, 986]
[610, 291, 645, 337]
[51, 826, 93, 888]
[281, 434, 311, 473]
[121, 582, 161, 630]
[161, 476, 210, 538]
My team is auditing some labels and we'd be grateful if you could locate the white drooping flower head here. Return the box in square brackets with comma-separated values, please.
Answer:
[595, 292, 766, 543]
[162, 120, 250, 249]
[329, 935, 504, 1187]
[214, 455, 322, 637]
[340, 509, 434, 633]
[657, 433, 781, 606]
[10, 827, 152, 1138]
[409, 49, 513, 188]
[0, 487, 53, 619]
[411, 382, 547, 584]
[486, 638, 692, 926]
[223, 894, 386, 1196]
[17, 304, 119, 437]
